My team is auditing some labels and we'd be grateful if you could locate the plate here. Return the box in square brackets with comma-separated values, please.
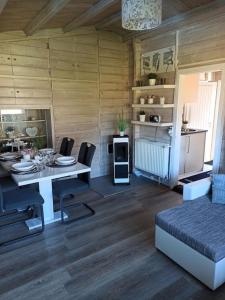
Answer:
[39, 148, 54, 154]
[11, 166, 38, 175]
[56, 156, 75, 165]
[12, 162, 35, 171]
[55, 161, 76, 167]
[0, 153, 17, 160]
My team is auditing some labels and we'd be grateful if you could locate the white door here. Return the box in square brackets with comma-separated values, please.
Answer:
[187, 81, 218, 162]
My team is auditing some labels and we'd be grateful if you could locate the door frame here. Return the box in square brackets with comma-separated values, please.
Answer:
[169, 63, 225, 187]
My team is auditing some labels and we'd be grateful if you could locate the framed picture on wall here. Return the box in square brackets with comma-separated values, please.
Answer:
[141, 46, 175, 75]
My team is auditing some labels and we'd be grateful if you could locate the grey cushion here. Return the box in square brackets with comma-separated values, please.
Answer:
[212, 174, 225, 204]
[4, 188, 44, 211]
[155, 196, 225, 262]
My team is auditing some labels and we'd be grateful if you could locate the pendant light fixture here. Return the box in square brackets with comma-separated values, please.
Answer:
[122, 0, 162, 31]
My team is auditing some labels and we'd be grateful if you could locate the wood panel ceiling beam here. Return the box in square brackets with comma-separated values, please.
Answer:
[124, 0, 225, 41]
[63, 0, 119, 32]
[24, 0, 71, 36]
[0, 0, 8, 14]
[95, 12, 121, 29]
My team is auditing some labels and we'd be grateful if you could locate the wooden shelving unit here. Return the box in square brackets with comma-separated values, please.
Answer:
[132, 104, 174, 109]
[131, 121, 173, 127]
[132, 85, 176, 91]
[0, 120, 46, 124]
[0, 135, 47, 141]
[0, 109, 53, 151]
[131, 84, 176, 128]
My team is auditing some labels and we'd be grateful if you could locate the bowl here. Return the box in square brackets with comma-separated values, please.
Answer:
[1, 153, 17, 160]
[56, 156, 75, 165]
[12, 162, 35, 171]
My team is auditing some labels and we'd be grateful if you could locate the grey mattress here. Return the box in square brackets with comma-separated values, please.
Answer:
[155, 196, 225, 262]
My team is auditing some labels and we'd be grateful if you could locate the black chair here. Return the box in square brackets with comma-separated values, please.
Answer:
[0, 186, 45, 246]
[0, 176, 17, 192]
[53, 142, 96, 223]
[59, 137, 74, 156]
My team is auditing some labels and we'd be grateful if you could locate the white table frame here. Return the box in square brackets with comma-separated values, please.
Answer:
[1, 161, 91, 229]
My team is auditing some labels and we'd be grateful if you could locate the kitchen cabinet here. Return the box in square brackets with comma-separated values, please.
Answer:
[179, 131, 206, 175]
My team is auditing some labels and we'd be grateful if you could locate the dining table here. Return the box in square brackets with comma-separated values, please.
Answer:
[0, 156, 91, 229]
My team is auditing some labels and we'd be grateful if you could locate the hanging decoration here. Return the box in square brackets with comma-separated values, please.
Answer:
[122, 0, 162, 31]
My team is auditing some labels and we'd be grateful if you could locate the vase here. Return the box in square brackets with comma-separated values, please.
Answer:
[182, 123, 188, 130]
[139, 115, 146, 122]
[119, 131, 125, 136]
[148, 97, 154, 104]
[140, 97, 145, 105]
[149, 79, 156, 86]
[160, 97, 165, 105]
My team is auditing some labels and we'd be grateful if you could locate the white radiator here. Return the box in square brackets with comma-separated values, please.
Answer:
[135, 138, 170, 178]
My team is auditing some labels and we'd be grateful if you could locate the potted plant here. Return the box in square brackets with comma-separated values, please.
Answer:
[139, 111, 146, 122]
[117, 112, 128, 136]
[148, 73, 157, 86]
[182, 120, 188, 130]
[5, 126, 15, 138]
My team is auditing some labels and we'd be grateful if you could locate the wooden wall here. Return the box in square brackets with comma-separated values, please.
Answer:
[99, 31, 131, 175]
[0, 28, 131, 177]
[137, 11, 225, 173]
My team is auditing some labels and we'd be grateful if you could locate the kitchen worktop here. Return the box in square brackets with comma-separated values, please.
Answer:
[181, 129, 208, 136]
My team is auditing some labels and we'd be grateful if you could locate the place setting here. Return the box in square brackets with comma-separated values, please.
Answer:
[8, 148, 57, 175]
[0, 152, 22, 162]
[10, 161, 40, 175]
[46, 156, 77, 168]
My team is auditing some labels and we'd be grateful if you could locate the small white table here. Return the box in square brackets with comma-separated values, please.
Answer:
[1, 161, 91, 228]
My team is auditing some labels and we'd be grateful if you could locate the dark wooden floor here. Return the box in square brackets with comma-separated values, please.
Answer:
[1, 176, 225, 299]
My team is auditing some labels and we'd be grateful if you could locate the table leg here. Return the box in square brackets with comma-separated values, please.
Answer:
[39, 179, 54, 222]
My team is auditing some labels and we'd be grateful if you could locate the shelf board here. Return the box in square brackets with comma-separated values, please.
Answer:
[132, 104, 174, 108]
[132, 85, 176, 91]
[0, 120, 46, 124]
[131, 121, 173, 127]
[0, 135, 46, 141]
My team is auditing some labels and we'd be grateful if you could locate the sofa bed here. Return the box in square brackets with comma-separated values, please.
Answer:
[155, 177, 225, 290]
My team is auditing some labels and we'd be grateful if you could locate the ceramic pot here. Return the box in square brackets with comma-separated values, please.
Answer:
[182, 123, 188, 130]
[148, 98, 154, 104]
[119, 131, 125, 137]
[139, 115, 146, 122]
[149, 79, 156, 86]
[140, 97, 145, 105]
[160, 97, 165, 105]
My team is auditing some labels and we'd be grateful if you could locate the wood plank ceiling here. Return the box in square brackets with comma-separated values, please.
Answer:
[0, 0, 217, 37]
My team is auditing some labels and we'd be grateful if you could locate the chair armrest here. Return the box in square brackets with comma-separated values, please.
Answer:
[183, 177, 211, 201]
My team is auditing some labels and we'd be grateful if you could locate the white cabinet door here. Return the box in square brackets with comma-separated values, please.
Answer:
[185, 132, 206, 173]
[179, 132, 206, 175]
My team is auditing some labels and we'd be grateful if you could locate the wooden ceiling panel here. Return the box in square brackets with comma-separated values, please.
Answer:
[180, 0, 216, 9]
[0, 0, 47, 32]
[163, 0, 215, 20]
[0, 0, 218, 37]
[43, 0, 99, 29]
[85, 1, 121, 25]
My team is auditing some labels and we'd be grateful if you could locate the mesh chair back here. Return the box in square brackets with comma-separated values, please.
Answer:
[59, 137, 74, 156]
[78, 142, 96, 183]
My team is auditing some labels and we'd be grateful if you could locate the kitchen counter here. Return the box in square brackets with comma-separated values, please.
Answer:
[181, 129, 208, 136]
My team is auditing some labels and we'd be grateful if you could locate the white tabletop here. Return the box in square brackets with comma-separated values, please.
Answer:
[1, 161, 91, 186]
